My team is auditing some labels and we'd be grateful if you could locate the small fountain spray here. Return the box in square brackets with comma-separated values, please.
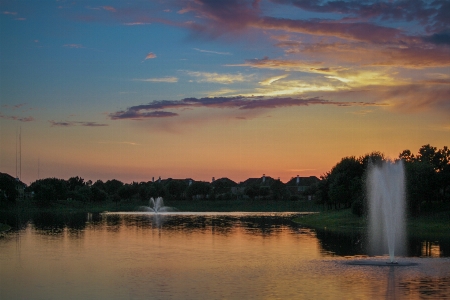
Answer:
[367, 160, 406, 263]
[138, 197, 176, 213]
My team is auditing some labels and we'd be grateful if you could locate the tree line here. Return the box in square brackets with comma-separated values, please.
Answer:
[1, 144, 448, 217]
[312, 144, 450, 216]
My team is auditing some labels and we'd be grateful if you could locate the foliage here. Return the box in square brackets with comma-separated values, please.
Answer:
[165, 180, 188, 200]
[316, 145, 449, 217]
[186, 181, 211, 200]
[0, 172, 20, 204]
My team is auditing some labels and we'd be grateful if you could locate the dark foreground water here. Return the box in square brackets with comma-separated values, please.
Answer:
[1, 212, 449, 299]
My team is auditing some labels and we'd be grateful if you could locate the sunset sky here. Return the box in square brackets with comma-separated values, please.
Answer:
[1, 0, 449, 184]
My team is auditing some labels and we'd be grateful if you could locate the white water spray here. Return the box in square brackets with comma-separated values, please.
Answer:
[367, 160, 406, 263]
[138, 197, 176, 213]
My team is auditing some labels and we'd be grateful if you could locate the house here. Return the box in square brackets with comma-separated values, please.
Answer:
[286, 175, 320, 200]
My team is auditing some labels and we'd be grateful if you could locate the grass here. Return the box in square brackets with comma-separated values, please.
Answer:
[168, 199, 323, 212]
[1, 198, 324, 214]
[293, 209, 366, 234]
[293, 206, 450, 240]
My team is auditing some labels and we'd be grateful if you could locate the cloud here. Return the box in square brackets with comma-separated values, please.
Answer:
[423, 30, 450, 45]
[185, 71, 250, 84]
[97, 141, 140, 146]
[63, 44, 84, 48]
[123, 22, 150, 26]
[135, 77, 178, 83]
[193, 48, 231, 55]
[275, 0, 450, 33]
[3, 11, 17, 15]
[102, 6, 116, 12]
[256, 17, 406, 44]
[259, 74, 289, 85]
[0, 114, 35, 122]
[230, 56, 322, 71]
[145, 52, 156, 60]
[375, 82, 450, 115]
[109, 110, 179, 120]
[49, 121, 109, 127]
[109, 95, 385, 121]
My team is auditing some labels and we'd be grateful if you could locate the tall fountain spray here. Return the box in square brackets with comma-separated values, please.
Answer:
[367, 160, 406, 263]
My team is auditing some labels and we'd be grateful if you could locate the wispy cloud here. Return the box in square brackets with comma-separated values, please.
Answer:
[102, 6, 116, 12]
[49, 121, 109, 127]
[97, 141, 140, 146]
[0, 114, 35, 122]
[259, 74, 289, 86]
[109, 110, 179, 120]
[135, 77, 178, 83]
[123, 22, 150, 26]
[193, 48, 231, 55]
[109, 96, 386, 121]
[185, 71, 250, 84]
[63, 44, 84, 49]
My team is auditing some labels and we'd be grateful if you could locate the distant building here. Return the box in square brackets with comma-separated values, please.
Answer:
[286, 175, 320, 199]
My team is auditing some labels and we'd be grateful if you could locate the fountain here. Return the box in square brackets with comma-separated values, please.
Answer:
[138, 197, 176, 213]
[367, 160, 406, 263]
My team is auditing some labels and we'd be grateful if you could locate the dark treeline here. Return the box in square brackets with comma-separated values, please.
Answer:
[314, 144, 450, 216]
[0, 174, 303, 208]
[1, 144, 449, 217]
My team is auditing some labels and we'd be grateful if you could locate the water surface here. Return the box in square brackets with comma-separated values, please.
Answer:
[1, 212, 449, 299]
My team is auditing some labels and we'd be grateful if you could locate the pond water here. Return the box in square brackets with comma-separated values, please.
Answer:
[1, 212, 449, 299]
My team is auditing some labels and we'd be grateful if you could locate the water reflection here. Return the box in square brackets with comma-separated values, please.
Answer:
[0, 212, 449, 299]
[1, 211, 449, 258]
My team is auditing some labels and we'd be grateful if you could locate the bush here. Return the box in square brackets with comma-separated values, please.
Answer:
[289, 195, 300, 201]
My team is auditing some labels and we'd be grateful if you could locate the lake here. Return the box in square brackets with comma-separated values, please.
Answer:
[1, 212, 449, 299]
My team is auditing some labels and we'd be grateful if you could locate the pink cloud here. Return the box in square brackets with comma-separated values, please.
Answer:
[145, 52, 156, 60]
[102, 6, 116, 12]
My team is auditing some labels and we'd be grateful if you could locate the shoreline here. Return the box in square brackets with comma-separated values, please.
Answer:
[1, 200, 448, 240]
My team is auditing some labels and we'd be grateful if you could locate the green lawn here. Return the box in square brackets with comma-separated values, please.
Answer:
[293, 207, 449, 240]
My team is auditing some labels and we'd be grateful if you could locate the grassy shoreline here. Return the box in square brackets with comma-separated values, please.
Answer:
[293, 208, 449, 240]
[1, 199, 324, 214]
[1, 200, 448, 241]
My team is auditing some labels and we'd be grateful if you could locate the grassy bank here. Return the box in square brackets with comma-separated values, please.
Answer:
[293, 206, 450, 240]
[1, 198, 323, 214]
[169, 199, 323, 212]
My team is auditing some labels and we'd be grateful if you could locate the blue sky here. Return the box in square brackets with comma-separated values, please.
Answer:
[1, 0, 449, 184]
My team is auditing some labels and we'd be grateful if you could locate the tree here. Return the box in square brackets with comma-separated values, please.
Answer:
[404, 161, 437, 216]
[399, 149, 415, 163]
[245, 184, 260, 200]
[186, 181, 211, 200]
[270, 179, 286, 200]
[68, 176, 85, 191]
[90, 186, 108, 202]
[165, 180, 188, 200]
[327, 156, 364, 209]
[103, 179, 124, 196]
[148, 182, 166, 198]
[117, 184, 139, 200]
[29, 178, 68, 203]
[0, 172, 19, 204]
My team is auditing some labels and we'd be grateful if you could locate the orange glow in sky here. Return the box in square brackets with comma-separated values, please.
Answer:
[1, 1, 449, 184]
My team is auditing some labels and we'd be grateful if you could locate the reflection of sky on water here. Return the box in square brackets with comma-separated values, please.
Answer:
[0, 213, 449, 299]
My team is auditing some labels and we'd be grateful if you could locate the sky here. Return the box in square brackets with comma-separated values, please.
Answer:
[1, 0, 449, 185]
